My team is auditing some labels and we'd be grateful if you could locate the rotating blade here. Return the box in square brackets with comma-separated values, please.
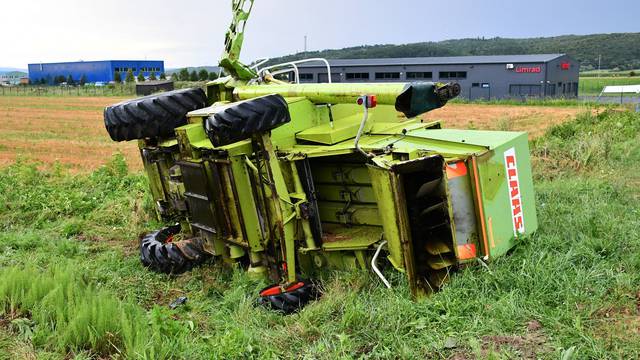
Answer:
[425, 240, 453, 256]
[415, 178, 442, 199]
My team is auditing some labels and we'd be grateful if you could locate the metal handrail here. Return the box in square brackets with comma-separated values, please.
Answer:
[250, 58, 269, 71]
[257, 58, 332, 84]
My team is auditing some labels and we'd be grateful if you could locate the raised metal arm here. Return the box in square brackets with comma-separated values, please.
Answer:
[219, 0, 257, 80]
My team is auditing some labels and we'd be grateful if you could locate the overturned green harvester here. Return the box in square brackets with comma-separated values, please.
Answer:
[104, 0, 537, 313]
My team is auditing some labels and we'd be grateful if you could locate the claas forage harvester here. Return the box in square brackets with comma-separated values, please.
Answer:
[104, 0, 537, 313]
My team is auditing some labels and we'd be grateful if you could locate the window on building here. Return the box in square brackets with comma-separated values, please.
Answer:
[375, 72, 400, 80]
[346, 72, 369, 80]
[472, 83, 480, 87]
[406, 72, 432, 79]
[299, 73, 314, 81]
[439, 71, 467, 80]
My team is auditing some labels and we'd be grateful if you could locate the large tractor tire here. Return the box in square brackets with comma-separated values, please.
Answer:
[104, 88, 207, 142]
[257, 280, 318, 314]
[140, 225, 211, 274]
[204, 94, 291, 147]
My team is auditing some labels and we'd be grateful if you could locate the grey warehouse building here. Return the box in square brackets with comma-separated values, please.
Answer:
[294, 54, 579, 100]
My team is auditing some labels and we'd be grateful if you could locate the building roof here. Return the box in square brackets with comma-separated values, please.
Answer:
[296, 54, 566, 68]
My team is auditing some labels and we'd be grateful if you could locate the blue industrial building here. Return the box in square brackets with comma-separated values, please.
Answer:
[28, 60, 165, 84]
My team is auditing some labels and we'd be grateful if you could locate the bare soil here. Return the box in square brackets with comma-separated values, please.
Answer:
[0, 96, 141, 172]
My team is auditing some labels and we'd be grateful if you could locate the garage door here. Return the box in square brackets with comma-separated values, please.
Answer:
[509, 84, 542, 97]
[318, 73, 341, 83]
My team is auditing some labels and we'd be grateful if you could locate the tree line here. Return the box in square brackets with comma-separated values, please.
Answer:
[172, 68, 220, 82]
[113, 69, 167, 84]
[31, 67, 223, 86]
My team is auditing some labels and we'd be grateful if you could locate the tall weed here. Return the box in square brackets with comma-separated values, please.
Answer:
[0, 263, 191, 359]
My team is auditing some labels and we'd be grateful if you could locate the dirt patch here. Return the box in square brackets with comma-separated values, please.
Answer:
[424, 104, 585, 138]
[480, 333, 548, 359]
[448, 320, 552, 359]
[589, 300, 640, 352]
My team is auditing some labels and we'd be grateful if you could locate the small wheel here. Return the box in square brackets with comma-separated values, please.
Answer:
[257, 280, 318, 314]
[140, 225, 211, 274]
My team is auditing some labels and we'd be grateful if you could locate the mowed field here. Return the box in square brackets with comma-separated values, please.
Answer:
[0, 97, 141, 171]
[423, 104, 583, 138]
[0, 96, 586, 172]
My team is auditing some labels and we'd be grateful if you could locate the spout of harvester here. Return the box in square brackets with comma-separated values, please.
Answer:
[394, 82, 461, 118]
[233, 82, 460, 118]
[218, 0, 258, 81]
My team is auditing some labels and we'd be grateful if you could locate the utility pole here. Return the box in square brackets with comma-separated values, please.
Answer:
[304, 35, 307, 53]
[597, 54, 601, 78]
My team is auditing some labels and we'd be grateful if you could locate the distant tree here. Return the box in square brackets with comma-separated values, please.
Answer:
[189, 70, 198, 81]
[179, 68, 190, 81]
[125, 69, 135, 83]
[630, 71, 637, 77]
[79, 74, 88, 86]
[137, 71, 145, 82]
[40, 78, 47, 85]
[208, 71, 219, 81]
[198, 69, 209, 81]
[159, 72, 166, 80]
[54, 75, 66, 85]
[114, 71, 122, 83]
[149, 72, 157, 81]
[67, 75, 74, 86]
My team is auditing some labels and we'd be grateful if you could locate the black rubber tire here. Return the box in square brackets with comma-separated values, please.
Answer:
[104, 88, 207, 142]
[204, 94, 291, 147]
[140, 225, 211, 274]
[256, 280, 318, 314]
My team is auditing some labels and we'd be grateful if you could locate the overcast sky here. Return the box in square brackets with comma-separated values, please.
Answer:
[2, 0, 639, 69]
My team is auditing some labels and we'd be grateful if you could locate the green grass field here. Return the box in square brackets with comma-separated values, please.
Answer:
[579, 76, 640, 96]
[580, 70, 640, 78]
[0, 109, 639, 359]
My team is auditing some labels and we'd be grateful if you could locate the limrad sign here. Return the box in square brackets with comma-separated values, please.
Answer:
[515, 66, 541, 73]
[504, 148, 525, 236]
